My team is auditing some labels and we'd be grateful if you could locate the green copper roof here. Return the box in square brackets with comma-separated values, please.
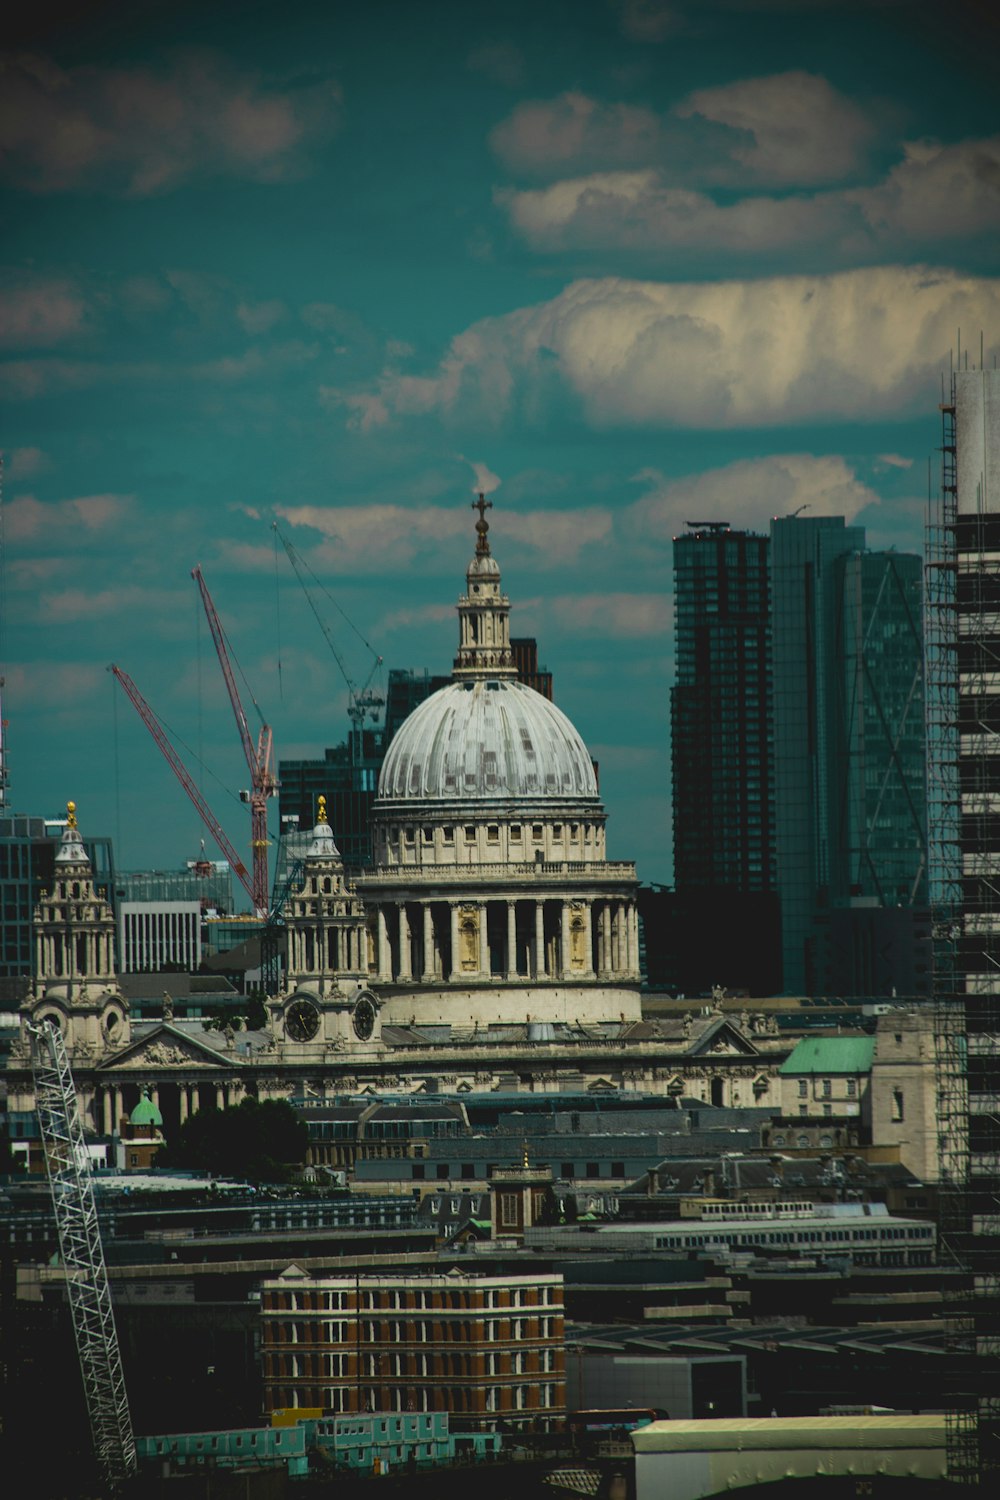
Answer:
[130, 1092, 163, 1127]
[779, 1037, 874, 1076]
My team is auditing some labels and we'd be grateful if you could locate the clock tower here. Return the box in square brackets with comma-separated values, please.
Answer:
[273, 797, 381, 1051]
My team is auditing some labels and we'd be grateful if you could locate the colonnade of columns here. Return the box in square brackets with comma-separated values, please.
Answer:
[286, 921, 365, 979]
[98, 1078, 244, 1134]
[370, 895, 640, 984]
[35, 928, 115, 980]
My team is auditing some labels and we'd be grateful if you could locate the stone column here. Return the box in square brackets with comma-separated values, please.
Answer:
[398, 906, 412, 980]
[179, 1086, 189, 1125]
[583, 902, 594, 975]
[216, 1083, 226, 1110]
[102, 1088, 112, 1136]
[450, 904, 460, 983]
[422, 905, 436, 982]
[506, 902, 517, 980]
[113, 1086, 124, 1134]
[151, 1084, 160, 1115]
[560, 904, 571, 979]
[629, 905, 640, 977]
[478, 903, 489, 977]
[377, 909, 391, 981]
[535, 902, 547, 979]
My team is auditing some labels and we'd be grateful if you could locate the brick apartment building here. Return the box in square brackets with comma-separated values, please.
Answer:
[261, 1266, 566, 1428]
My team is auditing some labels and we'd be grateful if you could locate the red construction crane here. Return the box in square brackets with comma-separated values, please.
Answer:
[191, 564, 278, 917]
[108, 664, 256, 909]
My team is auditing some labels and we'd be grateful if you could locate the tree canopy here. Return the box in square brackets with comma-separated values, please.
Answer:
[154, 1097, 308, 1184]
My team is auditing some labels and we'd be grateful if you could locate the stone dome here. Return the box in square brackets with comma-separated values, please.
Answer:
[378, 677, 599, 803]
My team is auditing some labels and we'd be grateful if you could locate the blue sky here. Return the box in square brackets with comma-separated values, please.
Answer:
[2, 0, 998, 893]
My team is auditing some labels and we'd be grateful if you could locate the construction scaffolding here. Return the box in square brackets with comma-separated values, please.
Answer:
[929, 367, 1000, 1482]
[30, 1020, 137, 1493]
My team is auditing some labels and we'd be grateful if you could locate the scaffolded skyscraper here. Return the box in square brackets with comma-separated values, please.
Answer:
[928, 364, 1000, 1481]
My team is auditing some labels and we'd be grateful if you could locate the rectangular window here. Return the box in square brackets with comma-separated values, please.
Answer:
[465, 826, 476, 842]
[821, 1079, 832, 1098]
[487, 825, 499, 843]
[500, 1193, 519, 1228]
[892, 1089, 904, 1122]
[510, 825, 521, 840]
[797, 1080, 807, 1098]
[442, 827, 454, 842]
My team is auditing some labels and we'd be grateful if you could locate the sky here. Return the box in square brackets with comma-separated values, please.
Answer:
[2, 0, 999, 896]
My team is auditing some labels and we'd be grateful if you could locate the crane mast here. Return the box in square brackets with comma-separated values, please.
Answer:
[108, 663, 256, 909]
[272, 523, 385, 745]
[192, 565, 277, 916]
[30, 1020, 137, 1493]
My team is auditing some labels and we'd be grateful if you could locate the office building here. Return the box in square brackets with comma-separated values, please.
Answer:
[260, 1266, 565, 1426]
[671, 523, 774, 894]
[928, 364, 1000, 1480]
[770, 517, 928, 995]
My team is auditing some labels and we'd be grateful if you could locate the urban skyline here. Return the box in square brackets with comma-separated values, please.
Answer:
[2, 0, 999, 887]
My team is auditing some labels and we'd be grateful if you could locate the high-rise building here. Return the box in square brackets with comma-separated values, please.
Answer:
[771, 516, 928, 996]
[928, 364, 1000, 1480]
[671, 523, 774, 894]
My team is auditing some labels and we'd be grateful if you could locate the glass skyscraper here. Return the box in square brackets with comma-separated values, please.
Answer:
[771, 516, 928, 995]
[671, 524, 774, 893]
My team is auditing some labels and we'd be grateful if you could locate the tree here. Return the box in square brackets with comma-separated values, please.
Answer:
[154, 1098, 308, 1184]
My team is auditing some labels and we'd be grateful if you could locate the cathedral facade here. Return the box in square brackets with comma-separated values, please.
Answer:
[7, 507, 787, 1141]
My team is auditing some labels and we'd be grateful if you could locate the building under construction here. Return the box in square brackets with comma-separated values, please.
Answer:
[927, 363, 1000, 1480]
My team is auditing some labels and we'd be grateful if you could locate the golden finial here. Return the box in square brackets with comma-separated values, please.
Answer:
[317, 794, 328, 825]
[66, 801, 77, 829]
[522, 1140, 530, 1170]
[472, 493, 492, 557]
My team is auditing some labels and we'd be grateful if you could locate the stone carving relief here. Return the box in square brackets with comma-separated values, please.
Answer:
[459, 907, 479, 972]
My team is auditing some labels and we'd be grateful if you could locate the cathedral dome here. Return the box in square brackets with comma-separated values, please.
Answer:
[378, 677, 599, 803]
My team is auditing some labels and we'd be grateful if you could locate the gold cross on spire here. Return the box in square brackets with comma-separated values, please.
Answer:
[472, 493, 492, 556]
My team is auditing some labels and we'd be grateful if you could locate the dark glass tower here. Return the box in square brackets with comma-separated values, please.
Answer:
[671, 524, 775, 893]
[771, 516, 928, 996]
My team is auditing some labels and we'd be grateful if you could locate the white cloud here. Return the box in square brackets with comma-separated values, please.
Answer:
[5, 446, 51, 478]
[614, 1, 683, 43]
[235, 299, 286, 336]
[0, 279, 89, 349]
[350, 266, 1000, 430]
[876, 452, 914, 469]
[675, 71, 876, 186]
[490, 72, 876, 188]
[498, 136, 1000, 259]
[6, 492, 133, 542]
[3, 660, 105, 707]
[0, 51, 341, 196]
[626, 455, 880, 540]
[39, 585, 180, 624]
[490, 92, 663, 177]
[458, 457, 502, 495]
[466, 40, 526, 89]
[549, 591, 672, 638]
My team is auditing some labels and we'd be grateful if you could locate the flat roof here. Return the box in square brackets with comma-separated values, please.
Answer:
[632, 1414, 945, 1454]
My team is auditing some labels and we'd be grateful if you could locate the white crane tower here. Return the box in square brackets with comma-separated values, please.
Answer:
[30, 1020, 137, 1492]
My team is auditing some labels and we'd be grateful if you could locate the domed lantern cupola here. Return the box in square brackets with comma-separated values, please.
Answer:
[454, 496, 517, 679]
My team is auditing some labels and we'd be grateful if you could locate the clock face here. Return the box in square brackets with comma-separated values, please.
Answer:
[286, 998, 320, 1042]
[353, 996, 376, 1041]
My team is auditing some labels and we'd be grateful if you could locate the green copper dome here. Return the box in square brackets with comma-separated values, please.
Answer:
[131, 1091, 163, 1128]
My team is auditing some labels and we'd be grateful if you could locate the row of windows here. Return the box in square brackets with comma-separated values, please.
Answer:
[391, 823, 597, 845]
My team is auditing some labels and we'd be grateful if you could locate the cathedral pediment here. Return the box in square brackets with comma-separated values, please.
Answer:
[96, 1023, 235, 1071]
[684, 1017, 759, 1058]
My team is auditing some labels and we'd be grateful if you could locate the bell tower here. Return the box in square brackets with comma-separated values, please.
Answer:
[28, 802, 130, 1053]
[453, 496, 517, 679]
[275, 797, 380, 1049]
